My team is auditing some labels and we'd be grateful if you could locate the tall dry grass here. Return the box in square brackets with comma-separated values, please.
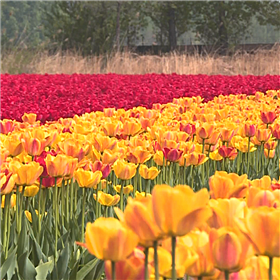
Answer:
[1, 45, 280, 75]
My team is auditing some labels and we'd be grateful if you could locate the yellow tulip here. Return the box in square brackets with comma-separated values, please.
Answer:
[84, 217, 139, 261]
[209, 171, 249, 199]
[1, 194, 16, 208]
[139, 165, 160, 180]
[113, 159, 137, 180]
[236, 206, 280, 257]
[10, 161, 43, 186]
[3, 136, 24, 157]
[114, 184, 133, 195]
[249, 175, 271, 190]
[152, 184, 212, 236]
[135, 191, 152, 200]
[22, 113, 37, 124]
[74, 169, 102, 188]
[22, 185, 39, 197]
[93, 191, 120, 206]
[25, 210, 46, 223]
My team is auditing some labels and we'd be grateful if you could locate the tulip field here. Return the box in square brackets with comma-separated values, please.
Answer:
[1, 73, 280, 280]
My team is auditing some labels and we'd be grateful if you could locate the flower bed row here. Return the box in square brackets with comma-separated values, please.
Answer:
[1, 74, 280, 122]
[1, 90, 280, 280]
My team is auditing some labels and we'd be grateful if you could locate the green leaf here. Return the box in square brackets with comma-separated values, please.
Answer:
[18, 251, 37, 280]
[35, 260, 54, 280]
[17, 214, 29, 258]
[76, 258, 99, 280]
[0, 246, 17, 279]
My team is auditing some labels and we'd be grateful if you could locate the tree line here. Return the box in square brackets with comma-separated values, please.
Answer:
[1, 1, 280, 55]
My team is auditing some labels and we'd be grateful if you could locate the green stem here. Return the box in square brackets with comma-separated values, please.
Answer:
[16, 186, 20, 233]
[74, 182, 78, 213]
[247, 137, 250, 174]
[172, 236, 176, 280]
[154, 241, 159, 280]
[224, 270, 230, 280]
[81, 188, 86, 241]
[66, 179, 69, 226]
[95, 185, 99, 219]
[18, 185, 26, 233]
[3, 193, 11, 259]
[70, 178, 74, 219]
[111, 261, 116, 280]
[54, 178, 58, 261]
[198, 277, 202, 280]
[61, 180, 65, 228]
[38, 178, 42, 236]
[120, 183, 124, 211]
[191, 165, 194, 190]
[144, 247, 149, 280]
[269, 257, 273, 280]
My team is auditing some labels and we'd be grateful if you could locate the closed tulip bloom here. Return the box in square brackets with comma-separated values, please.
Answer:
[74, 168, 102, 188]
[93, 134, 117, 152]
[115, 196, 162, 247]
[113, 159, 137, 180]
[85, 218, 139, 261]
[162, 147, 183, 162]
[210, 227, 254, 273]
[1, 194, 16, 208]
[46, 154, 77, 178]
[10, 161, 43, 186]
[90, 160, 111, 179]
[261, 111, 277, 124]
[236, 206, 280, 257]
[135, 191, 152, 200]
[0, 119, 15, 134]
[232, 136, 257, 153]
[21, 137, 46, 157]
[104, 248, 146, 280]
[3, 136, 24, 157]
[25, 210, 46, 223]
[139, 165, 160, 180]
[244, 123, 257, 138]
[209, 171, 249, 199]
[220, 128, 235, 143]
[93, 191, 120, 206]
[197, 124, 215, 140]
[0, 172, 17, 194]
[152, 184, 212, 236]
[256, 128, 272, 143]
[264, 140, 278, 150]
[272, 123, 280, 139]
[153, 150, 165, 166]
[103, 108, 116, 117]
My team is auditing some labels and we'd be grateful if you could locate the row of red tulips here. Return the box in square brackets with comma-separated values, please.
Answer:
[1, 74, 280, 122]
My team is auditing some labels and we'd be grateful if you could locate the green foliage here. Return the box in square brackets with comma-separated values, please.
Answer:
[43, 1, 148, 55]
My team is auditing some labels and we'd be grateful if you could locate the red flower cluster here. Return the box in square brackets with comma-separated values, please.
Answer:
[1, 74, 279, 122]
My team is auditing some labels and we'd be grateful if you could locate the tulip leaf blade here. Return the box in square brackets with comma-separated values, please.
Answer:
[0, 246, 17, 279]
[35, 260, 54, 280]
[18, 251, 37, 280]
[76, 257, 99, 280]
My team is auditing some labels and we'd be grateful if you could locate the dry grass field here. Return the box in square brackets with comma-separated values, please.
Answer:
[2, 44, 280, 75]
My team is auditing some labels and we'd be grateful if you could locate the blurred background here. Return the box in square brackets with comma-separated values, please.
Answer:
[1, 1, 280, 75]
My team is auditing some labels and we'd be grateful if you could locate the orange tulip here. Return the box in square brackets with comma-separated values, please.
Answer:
[236, 206, 280, 257]
[22, 113, 37, 124]
[113, 159, 137, 180]
[102, 149, 120, 165]
[244, 123, 257, 138]
[208, 198, 246, 229]
[46, 154, 78, 178]
[264, 148, 276, 159]
[220, 128, 235, 143]
[209, 171, 249, 199]
[197, 124, 215, 140]
[122, 120, 142, 136]
[103, 121, 122, 137]
[3, 136, 24, 157]
[256, 128, 272, 143]
[249, 175, 271, 190]
[84, 218, 139, 261]
[246, 187, 278, 208]
[218, 146, 238, 160]
[115, 196, 162, 247]
[126, 147, 152, 164]
[152, 184, 212, 236]
[0, 119, 15, 134]
[210, 227, 254, 273]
